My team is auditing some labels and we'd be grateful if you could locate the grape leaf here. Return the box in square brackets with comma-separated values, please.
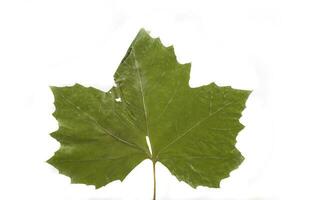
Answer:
[48, 29, 251, 194]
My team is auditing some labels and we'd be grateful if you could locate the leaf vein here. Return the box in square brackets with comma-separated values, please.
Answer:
[57, 94, 147, 155]
[156, 101, 235, 158]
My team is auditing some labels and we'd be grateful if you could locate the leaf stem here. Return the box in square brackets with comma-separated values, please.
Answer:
[152, 161, 156, 200]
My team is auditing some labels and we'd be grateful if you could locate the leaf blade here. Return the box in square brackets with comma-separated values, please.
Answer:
[48, 84, 149, 188]
[48, 29, 251, 191]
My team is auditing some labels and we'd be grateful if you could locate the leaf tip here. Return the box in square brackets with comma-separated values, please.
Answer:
[46, 156, 54, 166]
[49, 85, 57, 93]
[209, 81, 218, 87]
[246, 89, 253, 96]
[138, 27, 149, 35]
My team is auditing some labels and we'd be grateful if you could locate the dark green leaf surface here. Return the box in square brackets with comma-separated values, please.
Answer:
[48, 29, 251, 189]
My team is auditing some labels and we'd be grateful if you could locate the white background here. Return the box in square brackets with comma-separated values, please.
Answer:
[1, 0, 309, 199]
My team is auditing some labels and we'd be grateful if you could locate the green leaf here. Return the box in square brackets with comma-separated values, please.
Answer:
[48, 29, 251, 192]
